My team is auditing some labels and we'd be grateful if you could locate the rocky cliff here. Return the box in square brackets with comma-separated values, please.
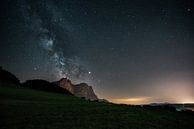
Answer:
[55, 78, 98, 100]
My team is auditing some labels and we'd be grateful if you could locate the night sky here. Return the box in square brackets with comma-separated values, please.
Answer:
[0, 0, 194, 104]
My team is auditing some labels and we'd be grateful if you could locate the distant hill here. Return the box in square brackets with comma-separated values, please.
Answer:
[0, 67, 20, 85]
[22, 79, 72, 95]
[54, 78, 98, 100]
[0, 67, 98, 99]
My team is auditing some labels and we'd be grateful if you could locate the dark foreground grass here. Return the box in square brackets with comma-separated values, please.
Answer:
[0, 84, 194, 129]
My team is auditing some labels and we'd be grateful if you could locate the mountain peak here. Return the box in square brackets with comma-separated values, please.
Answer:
[56, 78, 98, 100]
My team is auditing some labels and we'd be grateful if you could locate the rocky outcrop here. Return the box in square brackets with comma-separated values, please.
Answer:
[57, 78, 74, 94]
[74, 83, 98, 100]
[55, 78, 98, 100]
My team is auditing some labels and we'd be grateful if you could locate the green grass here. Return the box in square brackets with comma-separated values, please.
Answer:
[0, 84, 194, 129]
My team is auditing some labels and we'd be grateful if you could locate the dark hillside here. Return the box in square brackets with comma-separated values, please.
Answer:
[0, 67, 20, 85]
[22, 79, 72, 95]
[0, 83, 194, 129]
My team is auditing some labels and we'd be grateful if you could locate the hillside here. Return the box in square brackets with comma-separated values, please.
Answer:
[0, 67, 20, 85]
[0, 84, 194, 129]
[22, 79, 72, 95]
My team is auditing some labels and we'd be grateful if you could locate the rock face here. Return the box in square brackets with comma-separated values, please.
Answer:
[56, 78, 98, 100]
[74, 83, 98, 100]
[57, 78, 74, 94]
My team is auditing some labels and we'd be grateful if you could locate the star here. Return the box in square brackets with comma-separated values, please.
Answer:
[187, 8, 191, 12]
[1, 0, 193, 105]
[34, 67, 38, 71]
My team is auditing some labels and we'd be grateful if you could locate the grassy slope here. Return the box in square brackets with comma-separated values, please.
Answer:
[0, 84, 194, 129]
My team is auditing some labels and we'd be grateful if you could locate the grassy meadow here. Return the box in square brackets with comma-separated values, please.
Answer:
[0, 84, 194, 129]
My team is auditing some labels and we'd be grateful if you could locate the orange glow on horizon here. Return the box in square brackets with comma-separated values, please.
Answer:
[109, 75, 194, 105]
[111, 97, 151, 105]
[110, 97, 194, 105]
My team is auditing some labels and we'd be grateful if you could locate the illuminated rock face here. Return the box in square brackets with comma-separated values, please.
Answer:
[56, 78, 98, 101]
[75, 83, 98, 100]
[57, 78, 74, 94]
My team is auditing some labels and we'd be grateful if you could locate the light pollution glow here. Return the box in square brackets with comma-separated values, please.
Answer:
[110, 73, 194, 105]
[111, 97, 194, 105]
[112, 97, 151, 105]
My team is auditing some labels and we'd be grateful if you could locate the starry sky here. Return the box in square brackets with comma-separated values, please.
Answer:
[0, 0, 194, 104]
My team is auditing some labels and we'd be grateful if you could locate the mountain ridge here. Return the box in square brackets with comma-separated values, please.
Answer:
[0, 67, 98, 100]
[54, 78, 98, 101]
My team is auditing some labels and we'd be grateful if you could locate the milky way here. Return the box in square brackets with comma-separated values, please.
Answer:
[0, 0, 194, 102]
[19, 0, 93, 83]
